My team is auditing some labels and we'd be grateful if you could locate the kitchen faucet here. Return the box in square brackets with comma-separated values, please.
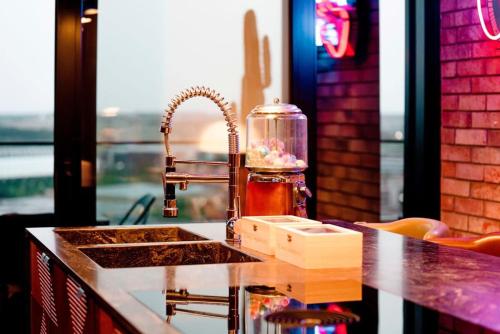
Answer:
[160, 86, 240, 244]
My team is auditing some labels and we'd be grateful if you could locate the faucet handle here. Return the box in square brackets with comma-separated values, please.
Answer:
[162, 167, 179, 217]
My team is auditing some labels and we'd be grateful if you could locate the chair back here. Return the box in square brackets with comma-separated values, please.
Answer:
[356, 217, 449, 240]
[429, 232, 500, 257]
[118, 194, 156, 225]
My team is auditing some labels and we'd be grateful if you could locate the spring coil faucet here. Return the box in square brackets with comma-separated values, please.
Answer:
[160, 86, 241, 243]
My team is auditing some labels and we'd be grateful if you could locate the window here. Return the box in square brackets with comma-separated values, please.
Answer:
[95, 0, 288, 223]
[0, 1, 55, 214]
[380, 0, 405, 220]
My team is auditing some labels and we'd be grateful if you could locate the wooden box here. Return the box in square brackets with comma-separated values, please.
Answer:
[235, 215, 322, 255]
[275, 224, 363, 269]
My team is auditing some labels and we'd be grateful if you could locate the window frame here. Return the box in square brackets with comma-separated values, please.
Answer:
[290, 0, 318, 218]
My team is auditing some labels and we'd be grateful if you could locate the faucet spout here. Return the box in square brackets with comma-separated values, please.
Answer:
[160, 86, 241, 243]
[165, 172, 229, 191]
[165, 172, 230, 185]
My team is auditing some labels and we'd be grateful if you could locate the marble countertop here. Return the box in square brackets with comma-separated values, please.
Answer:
[26, 221, 500, 333]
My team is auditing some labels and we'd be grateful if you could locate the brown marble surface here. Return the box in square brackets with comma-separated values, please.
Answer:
[79, 242, 261, 268]
[26, 221, 500, 334]
[55, 226, 207, 245]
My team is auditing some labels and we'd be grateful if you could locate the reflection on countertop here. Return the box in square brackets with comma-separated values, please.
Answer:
[131, 285, 369, 334]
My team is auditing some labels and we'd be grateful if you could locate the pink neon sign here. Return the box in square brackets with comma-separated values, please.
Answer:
[477, 0, 500, 41]
[317, 0, 355, 58]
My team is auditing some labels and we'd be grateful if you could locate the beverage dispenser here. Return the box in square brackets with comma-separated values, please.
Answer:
[245, 99, 312, 217]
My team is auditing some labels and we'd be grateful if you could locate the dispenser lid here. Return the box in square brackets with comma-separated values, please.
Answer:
[250, 98, 302, 114]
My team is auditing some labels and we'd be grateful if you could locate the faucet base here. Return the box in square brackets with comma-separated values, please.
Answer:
[225, 237, 241, 245]
[163, 199, 179, 217]
[225, 217, 241, 245]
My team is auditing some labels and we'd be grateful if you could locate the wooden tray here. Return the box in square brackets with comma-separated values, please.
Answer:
[275, 224, 363, 269]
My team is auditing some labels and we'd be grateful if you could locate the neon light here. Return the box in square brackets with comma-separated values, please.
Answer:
[322, 8, 350, 58]
[316, 0, 354, 58]
[477, 0, 500, 40]
[316, 18, 326, 46]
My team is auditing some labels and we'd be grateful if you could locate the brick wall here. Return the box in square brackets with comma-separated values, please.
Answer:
[441, 0, 500, 235]
[316, 0, 380, 222]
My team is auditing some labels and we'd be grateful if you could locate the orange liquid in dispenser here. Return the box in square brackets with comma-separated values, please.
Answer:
[245, 180, 294, 216]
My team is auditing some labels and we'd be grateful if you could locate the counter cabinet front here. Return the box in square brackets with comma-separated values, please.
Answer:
[30, 241, 127, 334]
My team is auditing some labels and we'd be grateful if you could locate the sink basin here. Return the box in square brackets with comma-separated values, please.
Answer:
[56, 226, 208, 246]
[79, 242, 261, 268]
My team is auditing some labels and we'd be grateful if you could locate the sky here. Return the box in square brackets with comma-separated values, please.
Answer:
[0, 0, 285, 116]
[380, 0, 405, 116]
[0, 0, 405, 117]
[96, 0, 285, 115]
[0, 0, 55, 115]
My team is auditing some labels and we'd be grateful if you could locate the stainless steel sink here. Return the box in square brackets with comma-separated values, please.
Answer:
[79, 242, 261, 268]
[56, 226, 208, 246]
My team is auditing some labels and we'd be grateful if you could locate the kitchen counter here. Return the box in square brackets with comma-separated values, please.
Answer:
[27, 221, 500, 333]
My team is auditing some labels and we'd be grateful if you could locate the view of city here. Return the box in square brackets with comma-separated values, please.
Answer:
[0, 111, 233, 223]
[96, 111, 229, 224]
[0, 112, 404, 222]
[0, 114, 54, 215]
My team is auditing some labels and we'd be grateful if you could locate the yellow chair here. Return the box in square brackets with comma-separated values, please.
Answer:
[429, 233, 500, 257]
[355, 217, 449, 240]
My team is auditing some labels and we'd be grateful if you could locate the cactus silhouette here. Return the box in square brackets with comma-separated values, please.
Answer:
[240, 10, 272, 126]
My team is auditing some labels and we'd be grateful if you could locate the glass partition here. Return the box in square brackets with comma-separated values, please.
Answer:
[95, 0, 288, 223]
[380, 0, 405, 220]
[0, 0, 55, 214]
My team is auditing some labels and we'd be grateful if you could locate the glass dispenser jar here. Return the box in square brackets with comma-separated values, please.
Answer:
[244, 99, 311, 217]
[245, 99, 308, 172]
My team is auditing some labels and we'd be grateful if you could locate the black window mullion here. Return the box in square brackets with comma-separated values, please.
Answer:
[54, 0, 97, 226]
[403, 0, 441, 219]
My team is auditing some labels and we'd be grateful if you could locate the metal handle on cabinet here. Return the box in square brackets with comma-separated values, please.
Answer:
[253, 224, 258, 232]
[287, 234, 292, 242]
[41, 252, 50, 265]
[77, 287, 85, 299]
